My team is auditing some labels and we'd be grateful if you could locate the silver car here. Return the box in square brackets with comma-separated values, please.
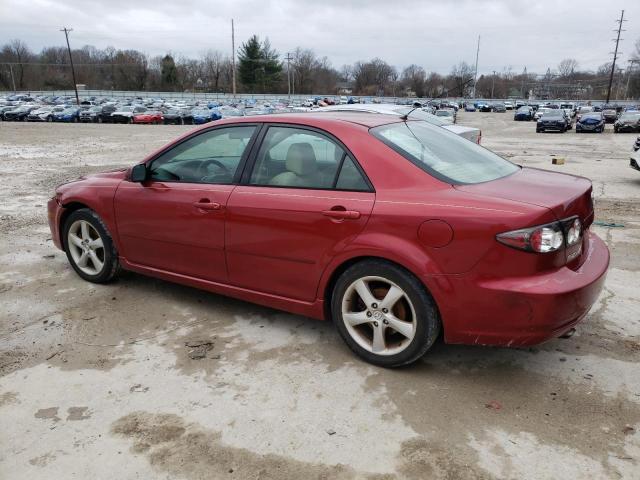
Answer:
[318, 104, 481, 144]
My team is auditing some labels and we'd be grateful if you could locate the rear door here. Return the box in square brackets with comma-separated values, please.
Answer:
[225, 125, 375, 301]
[114, 125, 258, 282]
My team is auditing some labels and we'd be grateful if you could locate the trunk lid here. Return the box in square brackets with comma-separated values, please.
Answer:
[456, 167, 594, 266]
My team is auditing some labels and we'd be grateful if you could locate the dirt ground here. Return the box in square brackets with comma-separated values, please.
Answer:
[1, 112, 639, 479]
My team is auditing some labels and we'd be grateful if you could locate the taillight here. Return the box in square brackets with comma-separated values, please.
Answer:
[497, 217, 582, 253]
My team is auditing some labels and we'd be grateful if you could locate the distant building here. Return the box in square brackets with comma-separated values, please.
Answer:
[337, 81, 353, 95]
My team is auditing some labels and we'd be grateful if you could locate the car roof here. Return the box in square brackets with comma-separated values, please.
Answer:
[214, 111, 405, 129]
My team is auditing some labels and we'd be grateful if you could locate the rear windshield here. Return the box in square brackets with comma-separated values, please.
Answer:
[371, 121, 519, 185]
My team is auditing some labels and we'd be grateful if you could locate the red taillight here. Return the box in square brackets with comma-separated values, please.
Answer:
[497, 217, 582, 253]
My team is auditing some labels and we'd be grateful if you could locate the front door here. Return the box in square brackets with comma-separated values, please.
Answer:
[225, 125, 375, 301]
[114, 125, 258, 282]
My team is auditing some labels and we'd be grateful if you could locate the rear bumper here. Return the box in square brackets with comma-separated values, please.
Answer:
[47, 197, 65, 250]
[431, 232, 609, 346]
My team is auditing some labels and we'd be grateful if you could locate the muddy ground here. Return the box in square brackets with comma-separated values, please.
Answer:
[0, 112, 639, 479]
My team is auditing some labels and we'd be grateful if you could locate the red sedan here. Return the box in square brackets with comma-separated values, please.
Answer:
[47, 113, 609, 367]
[132, 111, 163, 124]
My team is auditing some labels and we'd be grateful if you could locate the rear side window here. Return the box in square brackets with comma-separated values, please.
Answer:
[249, 126, 370, 191]
[371, 121, 519, 185]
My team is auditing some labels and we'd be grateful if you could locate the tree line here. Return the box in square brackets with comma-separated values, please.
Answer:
[1, 36, 639, 99]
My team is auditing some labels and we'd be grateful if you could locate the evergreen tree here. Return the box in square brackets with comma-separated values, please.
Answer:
[238, 35, 282, 93]
[161, 54, 177, 90]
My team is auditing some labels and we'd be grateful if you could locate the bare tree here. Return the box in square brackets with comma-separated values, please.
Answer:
[401, 64, 426, 97]
[558, 58, 579, 78]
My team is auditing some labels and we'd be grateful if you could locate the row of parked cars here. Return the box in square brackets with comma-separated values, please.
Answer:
[507, 102, 640, 134]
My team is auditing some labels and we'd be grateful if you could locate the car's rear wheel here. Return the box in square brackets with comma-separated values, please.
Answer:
[63, 209, 120, 283]
[331, 260, 440, 367]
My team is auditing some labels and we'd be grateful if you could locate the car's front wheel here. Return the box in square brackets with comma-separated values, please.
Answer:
[63, 209, 120, 283]
[331, 260, 440, 367]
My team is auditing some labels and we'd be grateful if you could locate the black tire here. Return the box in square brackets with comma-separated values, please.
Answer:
[62, 208, 120, 283]
[331, 259, 440, 368]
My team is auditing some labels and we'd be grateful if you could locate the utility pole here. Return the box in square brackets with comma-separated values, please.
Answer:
[472, 35, 480, 98]
[491, 70, 496, 99]
[606, 9, 625, 103]
[8, 64, 16, 91]
[60, 27, 79, 105]
[521, 66, 527, 99]
[231, 19, 236, 97]
[285, 52, 293, 97]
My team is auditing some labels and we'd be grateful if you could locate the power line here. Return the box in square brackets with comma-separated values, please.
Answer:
[60, 27, 79, 105]
[606, 9, 626, 103]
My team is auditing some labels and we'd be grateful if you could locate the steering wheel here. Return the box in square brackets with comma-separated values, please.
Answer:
[197, 159, 230, 179]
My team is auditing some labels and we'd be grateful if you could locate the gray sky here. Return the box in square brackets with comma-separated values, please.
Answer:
[1, 0, 639, 75]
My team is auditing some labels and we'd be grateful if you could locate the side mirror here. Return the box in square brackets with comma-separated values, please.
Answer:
[130, 164, 148, 182]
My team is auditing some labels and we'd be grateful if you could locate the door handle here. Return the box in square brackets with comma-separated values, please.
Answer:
[322, 209, 361, 220]
[193, 200, 221, 211]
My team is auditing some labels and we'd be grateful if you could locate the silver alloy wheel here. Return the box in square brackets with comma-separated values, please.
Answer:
[341, 276, 417, 356]
[67, 220, 105, 276]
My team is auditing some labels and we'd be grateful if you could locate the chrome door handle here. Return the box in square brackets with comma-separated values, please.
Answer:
[322, 209, 361, 220]
[193, 200, 221, 211]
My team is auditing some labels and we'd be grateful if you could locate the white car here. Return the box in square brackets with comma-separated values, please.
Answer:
[534, 107, 551, 121]
[339, 96, 348, 104]
[319, 103, 482, 144]
[504, 101, 514, 110]
[434, 108, 456, 124]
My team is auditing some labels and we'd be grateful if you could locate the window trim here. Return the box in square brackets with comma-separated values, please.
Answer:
[143, 124, 261, 186]
[240, 123, 375, 193]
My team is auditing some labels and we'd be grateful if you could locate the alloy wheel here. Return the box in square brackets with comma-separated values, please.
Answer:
[67, 220, 105, 276]
[341, 276, 417, 356]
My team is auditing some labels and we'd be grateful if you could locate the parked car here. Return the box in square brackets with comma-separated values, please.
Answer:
[477, 102, 492, 112]
[576, 112, 605, 133]
[614, 112, 640, 133]
[79, 106, 104, 123]
[492, 103, 506, 113]
[602, 107, 618, 124]
[504, 101, 514, 110]
[27, 106, 56, 122]
[47, 112, 608, 367]
[320, 104, 482, 143]
[536, 109, 569, 133]
[111, 105, 146, 124]
[534, 107, 551, 121]
[53, 107, 81, 123]
[3, 105, 36, 121]
[0, 105, 16, 120]
[434, 108, 456, 124]
[464, 103, 476, 112]
[163, 107, 193, 125]
[514, 106, 534, 121]
[192, 108, 222, 125]
[631, 150, 640, 172]
[133, 111, 164, 124]
[634, 136, 640, 151]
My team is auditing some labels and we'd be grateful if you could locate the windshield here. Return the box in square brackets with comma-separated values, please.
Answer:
[517, 107, 529, 112]
[544, 111, 564, 118]
[435, 110, 453, 117]
[582, 114, 601, 120]
[371, 121, 519, 185]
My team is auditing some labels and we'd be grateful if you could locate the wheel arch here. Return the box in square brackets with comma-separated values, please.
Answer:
[59, 201, 91, 245]
[320, 254, 443, 333]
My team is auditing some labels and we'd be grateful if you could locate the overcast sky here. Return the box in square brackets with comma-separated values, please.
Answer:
[1, 0, 639, 75]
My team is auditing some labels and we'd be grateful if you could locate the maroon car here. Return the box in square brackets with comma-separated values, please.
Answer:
[48, 112, 609, 367]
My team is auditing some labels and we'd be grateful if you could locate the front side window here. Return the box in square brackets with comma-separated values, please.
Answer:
[149, 126, 256, 184]
[371, 121, 519, 185]
[249, 126, 369, 190]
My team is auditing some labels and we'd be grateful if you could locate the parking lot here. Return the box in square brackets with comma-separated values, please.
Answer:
[1, 112, 639, 479]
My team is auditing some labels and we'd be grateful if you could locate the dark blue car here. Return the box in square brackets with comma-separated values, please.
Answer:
[53, 107, 80, 123]
[576, 113, 605, 133]
[191, 108, 222, 125]
[514, 106, 534, 121]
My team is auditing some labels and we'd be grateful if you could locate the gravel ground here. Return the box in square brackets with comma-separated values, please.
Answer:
[0, 113, 639, 479]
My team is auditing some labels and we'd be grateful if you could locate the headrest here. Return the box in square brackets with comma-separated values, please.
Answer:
[286, 143, 317, 176]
